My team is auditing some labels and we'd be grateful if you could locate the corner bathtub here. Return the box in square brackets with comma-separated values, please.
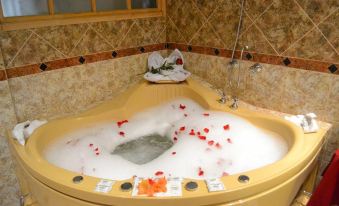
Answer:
[7, 78, 327, 206]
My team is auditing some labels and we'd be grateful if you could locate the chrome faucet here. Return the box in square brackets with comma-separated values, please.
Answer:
[230, 96, 239, 110]
[217, 90, 227, 104]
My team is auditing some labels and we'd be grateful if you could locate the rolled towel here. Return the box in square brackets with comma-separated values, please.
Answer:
[284, 113, 319, 134]
[12, 120, 47, 145]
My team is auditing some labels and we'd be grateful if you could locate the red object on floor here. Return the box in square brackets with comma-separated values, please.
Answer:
[307, 149, 339, 206]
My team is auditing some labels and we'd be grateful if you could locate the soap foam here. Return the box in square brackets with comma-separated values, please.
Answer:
[44, 99, 288, 180]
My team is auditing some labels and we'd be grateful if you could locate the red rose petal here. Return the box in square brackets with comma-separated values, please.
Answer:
[189, 129, 195, 136]
[175, 131, 178, 135]
[227, 138, 232, 144]
[94, 148, 99, 151]
[215, 142, 222, 149]
[89, 143, 93, 147]
[222, 172, 229, 177]
[95, 152, 100, 155]
[173, 137, 178, 141]
[203, 113, 210, 116]
[184, 113, 188, 117]
[179, 104, 186, 110]
[208, 140, 214, 146]
[179, 126, 185, 131]
[203, 128, 209, 133]
[223, 124, 230, 130]
[119, 131, 125, 137]
[198, 135, 206, 140]
[117, 120, 128, 128]
[172, 152, 176, 155]
[198, 167, 204, 176]
[155, 171, 164, 176]
[197, 131, 201, 135]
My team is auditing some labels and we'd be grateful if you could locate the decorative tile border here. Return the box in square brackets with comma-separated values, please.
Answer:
[4, 43, 167, 79]
[0, 42, 338, 82]
[0, 70, 6, 81]
[167, 43, 339, 75]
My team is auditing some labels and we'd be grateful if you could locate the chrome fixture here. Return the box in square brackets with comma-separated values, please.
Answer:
[217, 90, 227, 104]
[230, 96, 239, 110]
[226, 0, 246, 110]
[238, 175, 250, 183]
[72, 175, 84, 184]
[185, 181, 198, 191]
[249, 63, 263, 74]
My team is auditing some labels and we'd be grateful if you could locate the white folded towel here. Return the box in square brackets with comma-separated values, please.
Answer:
[284, 113, 319, 134]
[144, 49, 191, 82]
[12, 120, 47, 145]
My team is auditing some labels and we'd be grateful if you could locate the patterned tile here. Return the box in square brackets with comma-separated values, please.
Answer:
[34, 24, 88, 56]
[192, 0, 221, 19]
[91, 19, 134, 49]
[0, 81, 18, 206]
[325, 75, 339, 122]
[190, 22, 224, 48]
[242, 0, 274, 20]
[135, 17, 166, 44]
[318, 10, 339, 52]
[166, 17, 187, 43]
[70, 28, 112, 57]
[7, 52, 153, 121]
[296, 0, 339, 24]
[283, 28, 339, 63]
[0, 30, 32, 67]
[10, 33, 65, 68]
[255, 0, 314, 54]
[281, 68, 333, 119]
[119, 22, 152, 49]
[167, 0, 205, 42]
[242, 63, 288, 111]
[238, 24, 277, 54]
[209, 1, 252, 49]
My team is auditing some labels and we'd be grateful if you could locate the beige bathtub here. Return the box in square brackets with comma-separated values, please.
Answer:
[7, 78, 327, 206]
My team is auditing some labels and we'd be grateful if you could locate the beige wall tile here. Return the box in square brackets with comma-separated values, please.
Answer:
[0, 80, 19, 206]
[8, 52, 162, 122]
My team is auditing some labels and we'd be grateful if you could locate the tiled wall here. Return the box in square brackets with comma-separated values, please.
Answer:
[0, 17, 166, 206]
[166, 0, 338, 183]
[167, 0, 338, 65]
[0, 17, 165, 69]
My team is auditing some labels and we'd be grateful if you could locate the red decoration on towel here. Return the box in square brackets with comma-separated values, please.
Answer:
[176, 58, 183, 65]
[119, 131, 125, 137]
[179, 104, 186, 110]
[223, 124, 230, 130]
